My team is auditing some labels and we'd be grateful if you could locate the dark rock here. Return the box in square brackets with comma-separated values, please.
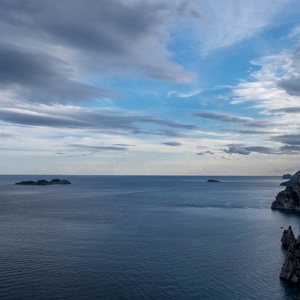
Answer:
[281, 226, 296, 248]
[280, 227, 300, 284]
[50, 179, 71, 184]
[37, 179, 49, 185]
[271, 170, 300, 211]
[15, 178, 71, 185]
[282, 174, 293, 180]
[15, 180, 37, 185]
[207, 179, 220, 183]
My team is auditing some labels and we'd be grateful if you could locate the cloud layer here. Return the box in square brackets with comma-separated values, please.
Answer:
[1, 0, 300, 175]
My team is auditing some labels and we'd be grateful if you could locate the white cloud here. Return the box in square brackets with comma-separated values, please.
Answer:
[183, 0, 287, 53]
[167, 89, 201, 98]
[288, 24, 300, 39]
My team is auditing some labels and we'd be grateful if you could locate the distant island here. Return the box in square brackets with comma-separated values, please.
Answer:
[15, 178, 71, 185]
[207, 179, 220, 183]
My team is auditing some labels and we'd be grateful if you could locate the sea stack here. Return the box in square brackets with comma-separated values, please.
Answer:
[280, 226, 300, 283]
[281, 226, 296, 248]
[271, 170, 300, 211]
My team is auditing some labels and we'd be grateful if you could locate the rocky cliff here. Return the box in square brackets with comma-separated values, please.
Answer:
[271, 170, 300, 211]
[280, 226, 300, 283]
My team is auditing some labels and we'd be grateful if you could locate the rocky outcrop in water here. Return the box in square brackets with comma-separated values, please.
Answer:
[15, 178, 71, 185]
[282, 174, 293, 180]
[271, 170, 300, 211]
[280, 226, 300, 283]
[207, 179, 220, 183]
[281, 226, 296, 248]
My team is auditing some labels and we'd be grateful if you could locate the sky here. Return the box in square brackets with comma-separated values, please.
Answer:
[1, 0, 300, 175]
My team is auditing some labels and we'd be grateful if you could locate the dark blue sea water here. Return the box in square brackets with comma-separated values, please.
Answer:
[0, 175, 300, 300]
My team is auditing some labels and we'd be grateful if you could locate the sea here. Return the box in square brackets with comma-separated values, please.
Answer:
[0, 175, 300, 300]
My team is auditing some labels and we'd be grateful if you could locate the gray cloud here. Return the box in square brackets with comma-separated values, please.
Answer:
[132, 129, 184, 138]
[278, 47, 300, 96]
[0, 42, 118, 104]
[197, 150, 214, 155]
[0, 132, 15, 139]
[66, 152, 96, 157]
[177, 0, 203, 19]
[162, 142, 182, 146]
[68, 144, 127, 151]
[193, 112, 270, 128]
[113, 144, 135, 147]
[279, 76, 300, 96]
[271, 134, 300, 154]
[269, 107, 300, 114]
[272, 134, 300, 146]
[220, 129, 270, 135]
[222, 145, 251, 155]
[245, 146, 275, 154]
[0, 106, 195, 138]
[222, 144, 276, 155]
[279, 145, 300, 153]
[0, 0, 192, 107]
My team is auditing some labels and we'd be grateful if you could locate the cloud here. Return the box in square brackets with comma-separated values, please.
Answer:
[167, 89, 201, 99]
[277, 47, 300, 97]
[245, 146, 276, 154]
[189, 0, 287, 53]
[177, 0, 203, 19]
[197, 150, 214, 155]
[0, 42, 119, 105]
[0, 0, 194, 108]
[0, 105, 196, 138]
[162, 141, 182, 146]
[269, 107, 300, 114]
[194, 112, 270, 128]
[229, 47, 300, 142]
[222, 144, 277, 155]
[66, 152, 96, 157]
[68, 144, 128, 151]
[220, 129, 270, 135]
[272, 134, 300, 145]
[231, 48, 300, 115]
[0, 0, 289, 108]
[113, 144, 135, 147]
[0, 132, 15, 139]
[279, 144, 300, 154]
[222, 145, 251, 155]
[288, 25, 300, 39]
[132, 129, 184, 138]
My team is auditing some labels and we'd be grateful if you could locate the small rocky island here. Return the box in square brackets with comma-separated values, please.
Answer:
[207, 179, 220, 183]
[15, 178, 71, 185]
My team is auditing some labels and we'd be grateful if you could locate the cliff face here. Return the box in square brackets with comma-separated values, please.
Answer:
[271, 171, 300, 211]
[273, 171, 300, 284]
[280, 226, 300, 284]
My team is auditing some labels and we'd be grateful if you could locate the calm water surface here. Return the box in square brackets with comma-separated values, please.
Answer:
[0, 175, 300, 299]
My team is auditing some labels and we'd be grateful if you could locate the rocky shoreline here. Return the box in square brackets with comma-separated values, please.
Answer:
[279, 226, 300, 283]
[272, 170, 300, 284]
[271, 170, 300, 211]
